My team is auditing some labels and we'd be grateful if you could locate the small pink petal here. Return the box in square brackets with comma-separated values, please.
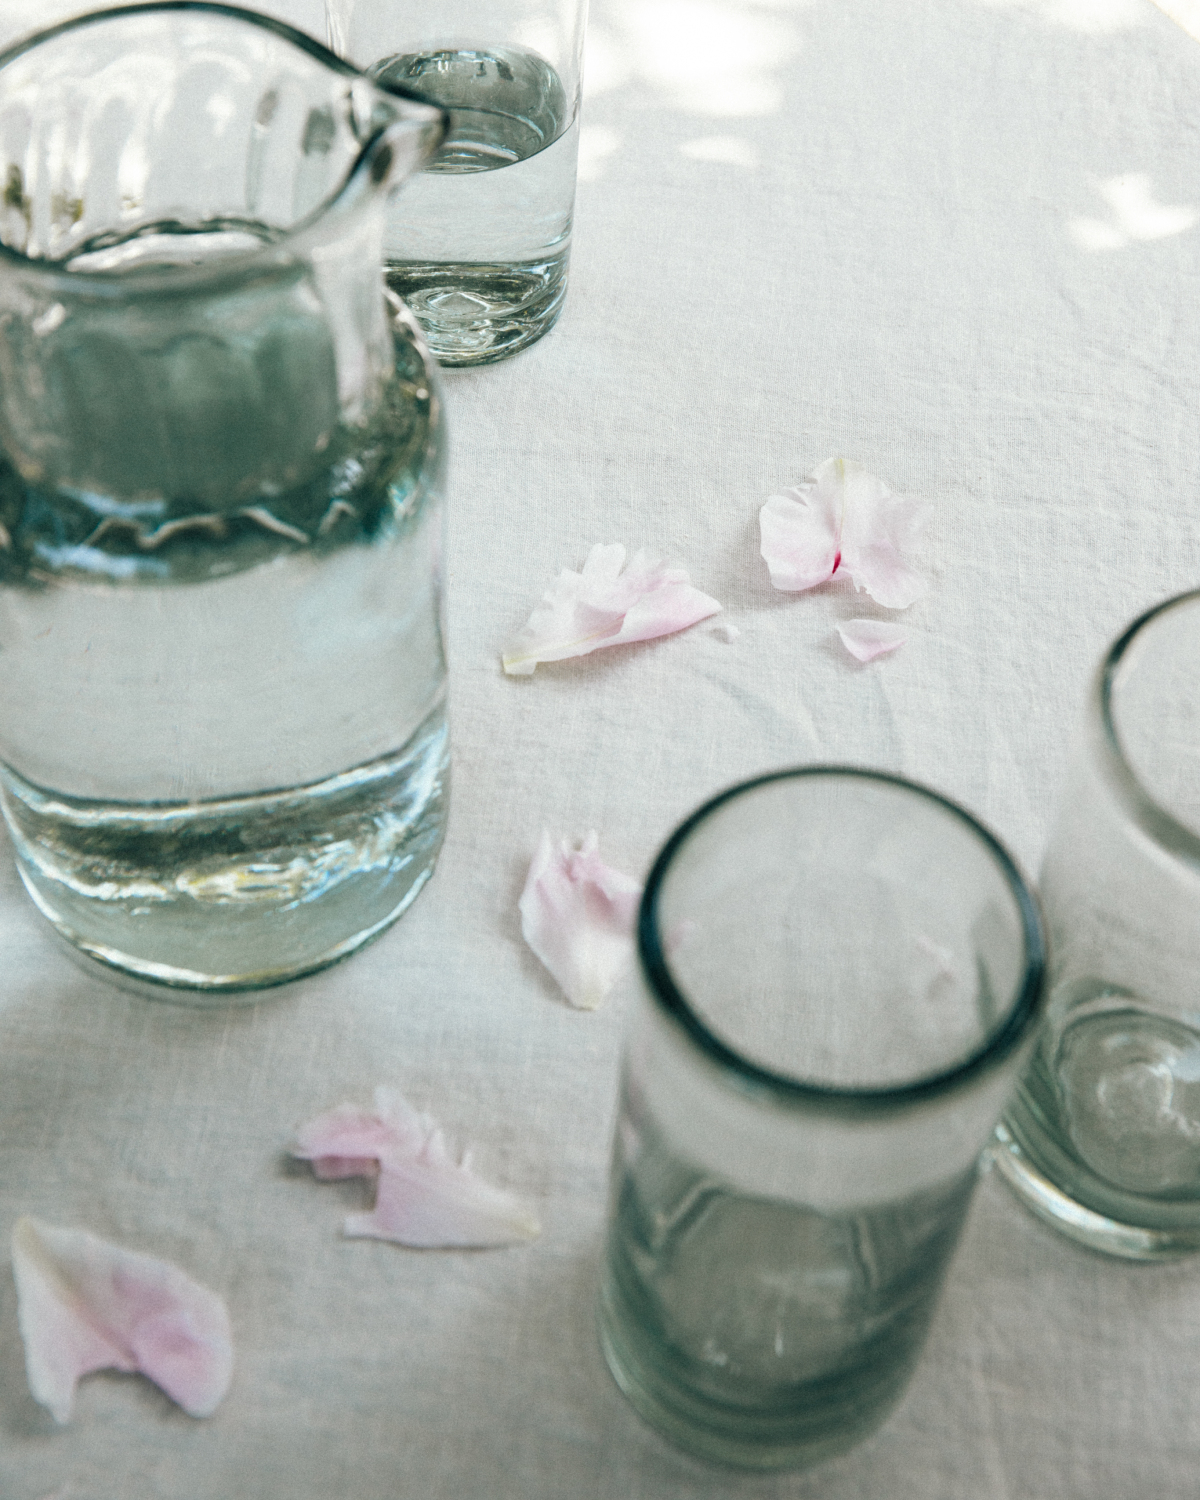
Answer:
[519, 830, 642, 1009]
[760, 459, 927, 608]
[11, 1217, 233, 1424]
[345, 1150, 540, 1248]
[837, 618, 908, 662]
[502, 543, 721, 675]
[293, 1089, 430, 1178]
[294, 1088, 540, 1249]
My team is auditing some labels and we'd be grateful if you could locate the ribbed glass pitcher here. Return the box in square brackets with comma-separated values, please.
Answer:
[0, 4, 450, 995]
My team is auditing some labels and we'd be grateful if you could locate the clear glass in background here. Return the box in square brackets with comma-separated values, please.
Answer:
[0, 5, 451, 996]
[995, 589, 1200, 1257]
[325, 0, 587, 366]
[598, 769, 1045, 1471]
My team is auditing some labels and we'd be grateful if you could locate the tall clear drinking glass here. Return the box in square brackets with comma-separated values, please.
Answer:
[597, 769, 1045, 1471]
[996, 590, 1200, 1257]
[326, 0, 587, 366]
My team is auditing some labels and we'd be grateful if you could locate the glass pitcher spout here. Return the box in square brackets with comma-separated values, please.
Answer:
[0, 3, 447, 262]
[0, 3, 447, 507]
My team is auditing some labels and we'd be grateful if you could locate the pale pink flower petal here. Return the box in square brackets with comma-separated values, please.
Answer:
[293, 1088, 430, 1179]
[760, 458, 927, 609]
[344, 1143, 540, 1248]
[294, 1088, 540, 1249]
[519, 830, 642, 1009]
[502, 543, 722, 675]
[11, 1217, 233, 1424]
[837, 618, 908, 662]
[759, 488, 840, 592]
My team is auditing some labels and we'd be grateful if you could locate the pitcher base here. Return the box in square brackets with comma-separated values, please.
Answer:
[0, 710, 448, 999]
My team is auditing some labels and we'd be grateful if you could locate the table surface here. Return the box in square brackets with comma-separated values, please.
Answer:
[3, 1, 1200, 1496]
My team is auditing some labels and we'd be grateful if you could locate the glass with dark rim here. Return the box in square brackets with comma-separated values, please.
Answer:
[597, 768, 1044, 1471]
[996, 588, 1200, 1258]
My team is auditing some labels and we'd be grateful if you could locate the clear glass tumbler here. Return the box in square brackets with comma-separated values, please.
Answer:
[325, 0, 588, 366]
[996, 590, 1200, 1257]
[597, 769, 1045, 1471]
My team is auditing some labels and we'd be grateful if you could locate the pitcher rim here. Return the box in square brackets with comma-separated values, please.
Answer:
[0, 1, 446, 295]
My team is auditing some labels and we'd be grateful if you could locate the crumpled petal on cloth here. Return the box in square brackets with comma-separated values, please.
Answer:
[837, 618, 908, 662]
[293, 1090, 430, 1180]
[502, 543, 722, 674]
[294, 1087, 540, 1249]
[11, 1216, 233, 1424]
[519, 830, 643, 1009]
[759, 458, 926, 608]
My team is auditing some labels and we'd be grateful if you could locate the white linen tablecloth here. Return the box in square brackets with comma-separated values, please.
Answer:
[2, 1, 1200, 1495]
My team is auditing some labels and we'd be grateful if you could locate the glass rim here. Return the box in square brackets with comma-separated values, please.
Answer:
[1095, 587, 1200, 864]
[0, 1, 446, 294]
[637, 766, 1046, 1118]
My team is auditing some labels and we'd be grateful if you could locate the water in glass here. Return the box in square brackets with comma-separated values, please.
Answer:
[375, 46, 577, 366]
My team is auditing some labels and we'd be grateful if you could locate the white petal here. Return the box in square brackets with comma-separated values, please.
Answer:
[294, 1092, 540, 1250]
[292, 1085, 433, 1178]
[344, 1154, 540, 1248]
[11, 1217, 232, 1423]
[502, 543, 720, 674]
[519, 830, 642, 1008]
[835, 462, 927, 608]
[758, 482, 840, 592]
[760, 459, 927, 608]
